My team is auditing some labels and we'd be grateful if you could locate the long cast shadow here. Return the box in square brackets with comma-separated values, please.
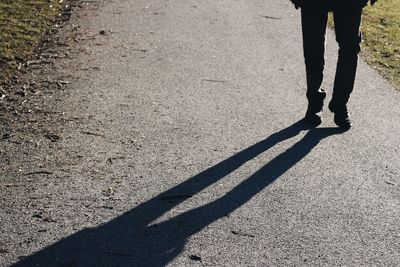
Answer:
[14, 120, 342, 267]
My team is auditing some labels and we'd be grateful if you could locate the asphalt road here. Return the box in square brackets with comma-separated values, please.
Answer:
[1, 0, 399, 266]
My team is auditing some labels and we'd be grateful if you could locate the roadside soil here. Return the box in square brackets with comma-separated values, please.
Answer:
[0, 0, 117, 263]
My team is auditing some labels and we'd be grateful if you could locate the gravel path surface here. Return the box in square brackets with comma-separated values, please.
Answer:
[1, 0, 399, 266]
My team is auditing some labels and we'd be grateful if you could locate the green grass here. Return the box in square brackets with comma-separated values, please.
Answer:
[362, 0, 400, 88]
[0, 0, 63, 81]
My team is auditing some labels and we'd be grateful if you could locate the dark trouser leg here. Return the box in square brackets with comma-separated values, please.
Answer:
[330, 6, 363, 110]
[301, 5, 328, 113]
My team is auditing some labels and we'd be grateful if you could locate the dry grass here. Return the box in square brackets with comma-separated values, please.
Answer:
[362, 0, 400, 88]
[0, 0, 63, 80]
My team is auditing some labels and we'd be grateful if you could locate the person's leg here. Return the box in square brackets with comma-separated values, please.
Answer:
[301, 4, 328, 115]
[329, 5, 363, 128]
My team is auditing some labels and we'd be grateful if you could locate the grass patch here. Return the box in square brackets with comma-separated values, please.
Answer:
[0, 0, 64, 81]
[362, 0, 400, 88]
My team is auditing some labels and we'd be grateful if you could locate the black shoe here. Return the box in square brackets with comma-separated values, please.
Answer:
[329, 102, 351, 130]
[303, 110, 322, 127]
[304, 89, 326, 127]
